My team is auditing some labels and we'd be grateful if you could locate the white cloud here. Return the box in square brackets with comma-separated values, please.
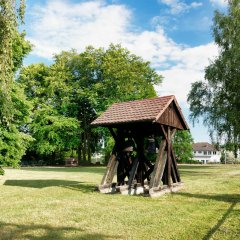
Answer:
[158, 0, 202, 14]
[27, 0, 218, 105]
[210, 0, 228, 7]
[28, 0, 132, 58]
[155, 43, 218, 104]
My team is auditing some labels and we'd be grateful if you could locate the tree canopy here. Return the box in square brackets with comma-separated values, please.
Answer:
[173, 130, 194, 163]
[187, 0, 240, 156]
[0, 0, 32, 167]
[19, 44, 162, 164]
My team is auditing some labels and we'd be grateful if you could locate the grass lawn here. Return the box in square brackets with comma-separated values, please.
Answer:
[0, 165, 239, 240]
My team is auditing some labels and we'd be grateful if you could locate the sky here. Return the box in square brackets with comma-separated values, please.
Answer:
[23, 0, 228, 143]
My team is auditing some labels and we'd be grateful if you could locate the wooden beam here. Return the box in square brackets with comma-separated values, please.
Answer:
[161, 125, 167, 140]
[100, 153, 118, 186]
[171, 128, 176, 138]
[128, 158, 139, 189]
[162, 165, 168, 185]
[161, 126, 181, 183]
[171, 164, 177, 183]
[149, 140, 167, 189]
[167, 126, 172, 187]
[171, 148, 181, 182]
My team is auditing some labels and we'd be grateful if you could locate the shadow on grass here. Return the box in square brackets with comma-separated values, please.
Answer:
[0, 221, 120, 240]
[21, 166, 105, 174]
[4, 180, 96, 193]
[175, 192, 240, 239]
[203, 202, 237, 240]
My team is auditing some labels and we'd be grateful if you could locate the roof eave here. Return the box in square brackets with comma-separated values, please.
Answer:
[91, 118, 155, 127]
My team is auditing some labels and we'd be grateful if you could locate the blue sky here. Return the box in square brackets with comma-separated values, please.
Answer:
[23, 0, 228, 142]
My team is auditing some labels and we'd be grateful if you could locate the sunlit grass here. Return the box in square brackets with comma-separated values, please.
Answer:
[0, 165, 239, 240]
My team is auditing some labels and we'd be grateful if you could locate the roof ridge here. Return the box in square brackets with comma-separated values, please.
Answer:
[111, 95, 175, 106]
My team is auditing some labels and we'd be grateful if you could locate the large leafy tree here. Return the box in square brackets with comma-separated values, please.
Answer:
[188, 0, 240, 157]
[20, 44, 162, 164]
[18, 63, 80, 163]
[0, 0, 32, 167]
[52, 45, 162, 163]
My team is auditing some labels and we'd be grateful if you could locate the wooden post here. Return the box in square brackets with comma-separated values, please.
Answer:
[128, 157, 139, 189]
[98, 153, 118, 193]
[149, 139, 167, 190]
[171, 147, 181, 182]
[167, 126, 172, 187]
[171, 164, 177, 183]
[161, 126, 181, 184]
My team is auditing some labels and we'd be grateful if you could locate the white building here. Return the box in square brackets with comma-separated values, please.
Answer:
[192, 142, 221, 164]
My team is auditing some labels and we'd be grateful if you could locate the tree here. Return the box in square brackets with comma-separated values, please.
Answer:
[173, 130, 194, 163]
[20, 44, 162, 164]
[0, 0, 32, 167]
[51, 44, 162, 163]
[187, 0, 240, 157]
[18, 64, 80, 164]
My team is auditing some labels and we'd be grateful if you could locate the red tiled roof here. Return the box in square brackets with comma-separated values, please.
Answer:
[192, 142, 217, 151]
[91, 95, 175, 126]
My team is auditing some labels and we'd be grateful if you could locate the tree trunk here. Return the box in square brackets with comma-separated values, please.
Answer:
[51, 151, 56, 165]
[82, 131, 87, 163]
[87, 131, 91, 162]
[78, 144, 82, 164]
[234, 143, 238, 159]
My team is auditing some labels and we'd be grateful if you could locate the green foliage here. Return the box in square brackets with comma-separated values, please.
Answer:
[102, 135, 115, 163]
[0, 125, 32, 167]
[187, 1, 240, 156]
[12, 31, 32, 72]
[0, 0, 32, 167]
[173, 130, 194, 163]
[30, 106, 80, 155]
[0, 0, 29, 122]
[19, 63, 81, 159]
[57, 44, 162, 162]
[0, 82, 32, 167]
[18, 63, 51, 105]
[71, 44, 161, 109]
[19, 44, 162, 164]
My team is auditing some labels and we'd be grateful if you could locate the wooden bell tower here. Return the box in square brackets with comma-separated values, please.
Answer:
[91, 95, 189, 197]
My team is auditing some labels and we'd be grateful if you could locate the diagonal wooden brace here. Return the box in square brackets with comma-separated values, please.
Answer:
[149, 139, 167, 190]
[98, 154, 118, 193]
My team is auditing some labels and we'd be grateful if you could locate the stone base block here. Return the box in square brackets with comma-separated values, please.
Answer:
[98, 184, 117, 194]
[120, 186, 144, 195]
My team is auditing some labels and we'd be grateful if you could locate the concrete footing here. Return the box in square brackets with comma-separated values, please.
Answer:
[98, 182, 184, 197]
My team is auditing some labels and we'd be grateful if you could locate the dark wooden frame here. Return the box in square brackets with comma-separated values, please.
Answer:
[98, 122, 183, 197]
[94, 98, 188, 197]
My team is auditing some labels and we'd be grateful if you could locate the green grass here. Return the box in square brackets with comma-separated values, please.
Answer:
[0, 165, 239, 240]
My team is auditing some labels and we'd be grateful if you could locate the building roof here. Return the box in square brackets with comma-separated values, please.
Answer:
[192, 142, 217, 151]
[91, 95, 189, 129]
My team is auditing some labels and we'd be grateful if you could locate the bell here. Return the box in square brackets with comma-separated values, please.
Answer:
[147, 137, 156, 153]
